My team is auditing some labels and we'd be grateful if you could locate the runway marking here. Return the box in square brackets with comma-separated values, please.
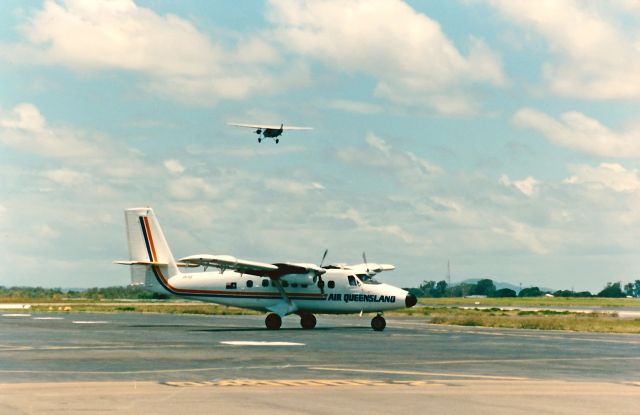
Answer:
[2, 314, 31, 317]
[162, 379, 446, 388]
[309, 366, 529, 380]
[0, 364, 316, 375]
[220, 341, 305, 346]
[32, 317, 65, 320]
[72, 321, 109, 324]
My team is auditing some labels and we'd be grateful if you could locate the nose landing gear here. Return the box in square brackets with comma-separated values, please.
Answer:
[371, 314, 386, 331]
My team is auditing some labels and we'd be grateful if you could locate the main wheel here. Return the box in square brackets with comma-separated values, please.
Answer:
[258, 137, 262, 143]
[300, 313, 317, 329]
[275, 138, 279, 144]
[265, 313, 282, 330]
[371, 315, 386, 331]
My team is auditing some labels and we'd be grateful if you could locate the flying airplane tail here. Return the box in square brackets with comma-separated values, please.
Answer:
[119, 207, 180, 291]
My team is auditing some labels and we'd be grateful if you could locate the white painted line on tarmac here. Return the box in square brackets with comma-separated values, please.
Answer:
[310, 366, 529, 381]
[72, 321, 109, 324]
[220, 341, 305, 346]
[32, 317, 65, 320]
[2, 314, 31, 317]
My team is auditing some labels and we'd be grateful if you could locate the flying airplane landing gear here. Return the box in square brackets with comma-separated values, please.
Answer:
[275, 138, 279, 144]
[265, 313, 282, 330]
[299, 313, 316, 329]
[371, 314, 386, 331]
[258, 137, 262, 143]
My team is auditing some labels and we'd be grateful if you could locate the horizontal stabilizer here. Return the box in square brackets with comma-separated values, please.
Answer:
[228, 122, 312, 131]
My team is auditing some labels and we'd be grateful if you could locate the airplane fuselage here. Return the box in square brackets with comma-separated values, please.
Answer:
[147, 266, 411, 314]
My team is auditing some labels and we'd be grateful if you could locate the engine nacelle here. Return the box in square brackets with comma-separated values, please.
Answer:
[280, 273, 316, 285]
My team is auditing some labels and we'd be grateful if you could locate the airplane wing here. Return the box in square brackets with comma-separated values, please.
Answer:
[227, 122, 312, 131]
[177, 255, 325, 277]
[328, 263, 395, 275]
[178, 254, 278, 274]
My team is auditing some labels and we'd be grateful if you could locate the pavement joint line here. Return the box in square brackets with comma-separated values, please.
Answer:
[309, 367, 529, 380]
[161, 379, 447, 387]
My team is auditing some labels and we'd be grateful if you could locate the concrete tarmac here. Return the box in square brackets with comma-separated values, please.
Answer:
[1, 312, 639, 414]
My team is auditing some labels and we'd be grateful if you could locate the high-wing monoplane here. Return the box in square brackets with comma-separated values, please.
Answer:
[228, 122, 312, 143]
[115, 208, 417, 331]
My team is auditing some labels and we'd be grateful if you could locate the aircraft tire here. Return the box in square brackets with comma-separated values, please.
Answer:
[265, 313, 282, 330]
[258, 137, 262, 143]
[300, 313, 317, 329]
[371, 315, 386, 331]
[275, 138, 279, 144]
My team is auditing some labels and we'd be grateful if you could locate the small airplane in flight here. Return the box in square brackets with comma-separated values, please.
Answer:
[228, 122, 312, 143]
[115, 207, 417, 331]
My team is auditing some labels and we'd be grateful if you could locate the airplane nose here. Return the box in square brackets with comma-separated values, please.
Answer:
[405, 293, 417, 308]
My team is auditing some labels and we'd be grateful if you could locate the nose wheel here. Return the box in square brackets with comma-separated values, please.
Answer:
[265, 313, 282, 330]
[300, 313, 317, 329]
[371, 315, 386, 331]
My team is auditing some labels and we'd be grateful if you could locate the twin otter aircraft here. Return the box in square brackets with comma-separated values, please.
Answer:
[116, 207, 417, 331]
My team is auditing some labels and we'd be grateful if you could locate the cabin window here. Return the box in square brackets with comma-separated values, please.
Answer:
[348, 275, 358, 286]
[246, 280, 253, 288]
[328, 280, 335, 289]
[301, 283, 308, 288]
[291, 283, 298, 288]
[262, 279, 269, 288]
[226, 282, 237, 289]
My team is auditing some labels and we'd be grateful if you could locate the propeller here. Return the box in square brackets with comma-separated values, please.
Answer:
[314, 248, 328, 294]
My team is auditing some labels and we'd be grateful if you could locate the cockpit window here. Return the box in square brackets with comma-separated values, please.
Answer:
[358, 274, 381, 284]
[347, 275, 360, 286]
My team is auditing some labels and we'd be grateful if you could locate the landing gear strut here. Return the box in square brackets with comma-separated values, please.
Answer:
[371, 314, 386, 331]
[265, 313, 282, 330]
[300, 313, 317, 329]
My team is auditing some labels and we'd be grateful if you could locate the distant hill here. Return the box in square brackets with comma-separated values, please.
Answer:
[457, 279, 555, 294]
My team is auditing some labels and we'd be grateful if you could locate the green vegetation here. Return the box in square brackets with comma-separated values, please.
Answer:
[418, 296, 638, 307]
[407, 278, 640, 299]
[26, 301, 259, 316]
[0, 285, 172, 302]
[392, 306, 640, 334]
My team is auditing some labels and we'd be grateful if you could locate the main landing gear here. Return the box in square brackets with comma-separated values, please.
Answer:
[300, 313, 316, 329]
[265, 313, 282, 330]
[371, 314, 386, 331]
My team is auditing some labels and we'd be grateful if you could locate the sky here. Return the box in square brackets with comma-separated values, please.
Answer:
[1, 0, 640, 292]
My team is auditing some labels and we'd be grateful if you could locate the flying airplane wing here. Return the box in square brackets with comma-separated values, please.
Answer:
[227, 122, 313, 131]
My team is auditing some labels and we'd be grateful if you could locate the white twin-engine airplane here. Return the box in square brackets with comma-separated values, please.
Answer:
[115, 207, 417, 331]
[228, 122, 312, 144]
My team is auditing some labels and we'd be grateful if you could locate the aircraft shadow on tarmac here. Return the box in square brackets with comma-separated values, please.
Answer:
[129, 324, 371, 333]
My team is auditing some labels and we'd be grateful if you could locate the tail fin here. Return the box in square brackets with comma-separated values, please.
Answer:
[116, 207, 180, 293]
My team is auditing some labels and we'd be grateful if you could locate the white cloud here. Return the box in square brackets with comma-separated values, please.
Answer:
[564, 163, 640, 193]
[43, 168, 90, 186]
[513, 108, 640, 158]
[334, 208, 412, 243]
[489, 0, 640, 99]
[500, 174, 540, 197]
[164, 159, 185, 175]
[337, 133, 441, 179]
[269, 0, 506, 114]
[265, 178, 325, 195]
[492, 220, 548, 255]
[4, 0, 306, 103]
[326, 99, 382, 115]
[167, 176, 218, 200]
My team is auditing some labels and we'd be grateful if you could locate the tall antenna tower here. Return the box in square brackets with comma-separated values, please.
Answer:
[447, 260, 451, 286]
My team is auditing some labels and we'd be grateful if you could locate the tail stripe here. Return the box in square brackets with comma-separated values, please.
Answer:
[142, 216, 158, 262]
[138, 217, 154, 262]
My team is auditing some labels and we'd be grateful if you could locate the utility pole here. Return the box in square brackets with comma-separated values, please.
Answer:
[447, 260, 451, 297]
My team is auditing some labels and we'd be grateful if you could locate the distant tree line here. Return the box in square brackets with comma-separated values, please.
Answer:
[0, 285, 171, 300]
[407, 279, 640, 298]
